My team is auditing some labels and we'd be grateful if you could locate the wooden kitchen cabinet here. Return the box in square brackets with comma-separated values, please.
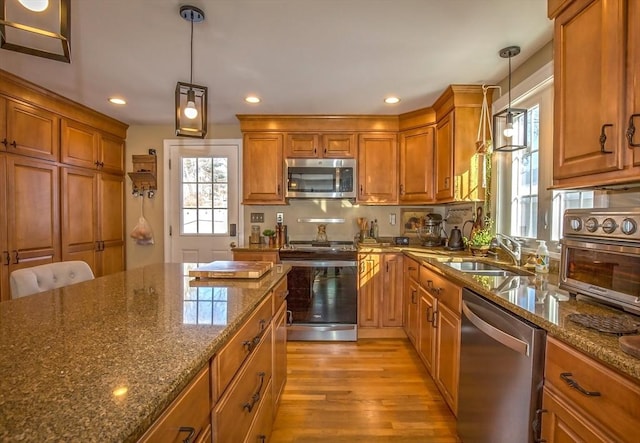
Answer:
[138, 366, 211, 443]
[357, 133, 398, 204]
[549, 0, 640, 187]
[2, 154, 60, 300]
[232, 250, 280, 263]
[435, 302, 461, 415]
[1, 96, 59, 162]
[285, 132, 355, 158]
[433, 85, 486, 202]
[61, 167, 125, 277]
[403, 257, 420, 345]
[541, 337, 640, 443]
[242, 132, 285, 204]
[272, 278, 288, 408]
[399, 125, 435, 203]
[0, 155, 7, 301]
[358, 252, 404, 330]
[61, 118, 125, 174]
[418, 284, 436, 374]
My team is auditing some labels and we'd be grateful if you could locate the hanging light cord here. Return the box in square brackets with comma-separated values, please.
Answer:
[507, 53, 512, 110]
[189, 11, 194, 85]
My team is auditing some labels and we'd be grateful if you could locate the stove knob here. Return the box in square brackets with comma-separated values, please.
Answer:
[601, 217, 617, 234]
[585, 217, 599, 233]
[568, 217, 583, 231]
[621, 218, 638, 235]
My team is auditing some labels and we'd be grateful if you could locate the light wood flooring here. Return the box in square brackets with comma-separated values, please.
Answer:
[271, 338, 460, 443]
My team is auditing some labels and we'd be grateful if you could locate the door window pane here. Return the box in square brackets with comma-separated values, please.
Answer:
[181, 156, 228, 235]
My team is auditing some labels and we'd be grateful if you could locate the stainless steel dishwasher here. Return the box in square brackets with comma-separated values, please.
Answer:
[457, 288, 546, 443]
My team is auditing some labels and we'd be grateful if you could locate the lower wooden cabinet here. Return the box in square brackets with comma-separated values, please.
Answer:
[403, 258, 420, 345]
[417, 285, 436, 374]
[541, 336, 640, 443]
[434, 301, 461, 415]
[138, 366, 211, 443]
[358, 252, 404, 330]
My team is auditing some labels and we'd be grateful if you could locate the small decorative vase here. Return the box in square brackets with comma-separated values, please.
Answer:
[268, 236, 277, 247]
[469, 245, 490, 257]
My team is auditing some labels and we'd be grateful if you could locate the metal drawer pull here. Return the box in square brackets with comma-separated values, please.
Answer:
[243, 371, 266, 412]
[533, 408, 547, 442]
[242, 340, 255, 353]
[560, 372, 601, 397]
[599, 123, 614, 154]
[628, 113, 640, 147]
[178, 426, 196, 443]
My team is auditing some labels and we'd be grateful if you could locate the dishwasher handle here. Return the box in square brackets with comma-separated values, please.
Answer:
[462, 300, 530, 356]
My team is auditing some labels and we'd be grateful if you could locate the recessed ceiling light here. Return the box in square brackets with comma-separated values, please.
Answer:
[384, 97, 400, 104]
[109, 97, 126, 105]
[245, 96, 261, 104]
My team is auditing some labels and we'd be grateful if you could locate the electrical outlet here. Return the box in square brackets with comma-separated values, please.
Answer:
[250, 212, 264, 223]
[389, 213, 396, 225]
[276, 212, 284, 224]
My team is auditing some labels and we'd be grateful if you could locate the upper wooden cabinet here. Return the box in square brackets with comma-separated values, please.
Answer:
[400, 125, 435, 203]
[2, 97, 59, 162]
[285, 132, 355, 158]
[549, 0, 640, 187]
[61, 119, 125, 174]
[242, 132, 285, 204]
[433, 85, 487, 203]
[357, 132, 398, 204]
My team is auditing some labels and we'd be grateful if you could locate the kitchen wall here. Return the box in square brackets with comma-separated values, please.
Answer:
[125, 124, 242, 269]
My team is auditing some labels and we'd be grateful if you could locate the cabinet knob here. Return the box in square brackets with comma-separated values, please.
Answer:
[9, 140, 17, 148]
[628, 113, 640, 147]
[2, 251, 9, 266]
[599, 124, 614, 154]
[13, 250, 19, 264]
[0, 138, 7, 147]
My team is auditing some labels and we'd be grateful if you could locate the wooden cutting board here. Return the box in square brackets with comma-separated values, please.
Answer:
[189, 261, 272, 279]
[619, 335, 640, 359]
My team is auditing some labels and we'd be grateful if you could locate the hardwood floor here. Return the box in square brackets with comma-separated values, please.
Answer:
[271, 338, 460, 443]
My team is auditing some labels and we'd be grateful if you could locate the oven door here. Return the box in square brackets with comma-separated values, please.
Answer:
[281, 259, 358, 341]
[560, 238, 640, 314]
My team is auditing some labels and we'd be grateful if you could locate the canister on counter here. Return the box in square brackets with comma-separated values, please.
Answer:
[250, 225, 261, 244]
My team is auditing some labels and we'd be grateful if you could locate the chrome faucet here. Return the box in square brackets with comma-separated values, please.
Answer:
[490, 233, 522, 266]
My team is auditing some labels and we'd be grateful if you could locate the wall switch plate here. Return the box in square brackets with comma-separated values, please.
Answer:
[250, 212, 264, 223]
[276, 212, 284, 224]
[389, 213, 396, 225]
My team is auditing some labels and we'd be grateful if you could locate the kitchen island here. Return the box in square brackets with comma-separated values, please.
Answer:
[0, 262, 289, 442]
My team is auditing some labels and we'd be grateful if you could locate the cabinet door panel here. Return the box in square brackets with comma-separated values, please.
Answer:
[630, 0, 640, 166]
[435, 303, 460, 415]
[98, 174, 124, 244]
[61, 119, 98, 169]
[243, 133, 284, 204]
[399, 126, 434, 203]
[418, 287, 436, 374]
[435, 113, 453, 201]
[0, 155, 7, 301]
[322, 133, 355, 158]
[6, 100, 59, 161]
[61, 167, 98, 261]
[6, 156, 59, 261]
[358, 254, 380, 327]
[357, 133, 398, 203]
[285, 133, 318, 157]
[99, 134, 125, 174]
[381, 253, 403, 327]
[553, 0, 625, 178]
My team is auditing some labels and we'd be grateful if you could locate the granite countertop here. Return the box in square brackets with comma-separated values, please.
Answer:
[0, 262, 289, 442]
[403, 251, 640, 382]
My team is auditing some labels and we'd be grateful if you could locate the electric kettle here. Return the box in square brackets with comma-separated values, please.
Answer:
[447, 226, 464, 250]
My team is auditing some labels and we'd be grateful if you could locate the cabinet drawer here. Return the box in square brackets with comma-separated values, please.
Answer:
[404, 258, 419, 282]
[138, 366, 210, 443]
[243, 379, 274, 443]
[272, 277, 288, 313]
[214, 327, 273, 443]
[214, 295, 272, 401]
[419, 265, 461, 312]
[545, 337, 640, 441]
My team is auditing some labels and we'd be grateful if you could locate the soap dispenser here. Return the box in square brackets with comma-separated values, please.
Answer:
[535, 240, 549, 274]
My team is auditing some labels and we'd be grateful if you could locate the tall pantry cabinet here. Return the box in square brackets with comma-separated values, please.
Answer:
[0, 70, 128, 301]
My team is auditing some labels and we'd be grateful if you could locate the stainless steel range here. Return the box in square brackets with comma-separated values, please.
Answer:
[279, 241, 358, 341]
[561, 208, 640, 315]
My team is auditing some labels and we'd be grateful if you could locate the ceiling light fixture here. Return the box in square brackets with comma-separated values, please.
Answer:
[0, 0, 70, 62]
[384, 97, 400, 104]
[245, 96, 260, 104]
[18, 0, 48, 12]
[109, 97, 126, 105]
[175, 5, 207, 138]
[493, 46, 528, 152]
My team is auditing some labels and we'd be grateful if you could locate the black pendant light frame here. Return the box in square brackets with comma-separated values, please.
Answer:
[493, 45, 528, 152]
[175, 5, 207, 138]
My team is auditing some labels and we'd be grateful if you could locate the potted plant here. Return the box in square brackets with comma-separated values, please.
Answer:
[263, 229, 276, 247]
[464, 219, 494, 256]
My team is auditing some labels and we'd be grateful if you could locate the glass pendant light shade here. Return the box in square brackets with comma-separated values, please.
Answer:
[493, 46, 528, 152]
[175, 5, 207, 138]
[18, 0, 49, 12]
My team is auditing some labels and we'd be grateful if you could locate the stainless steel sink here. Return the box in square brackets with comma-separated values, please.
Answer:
[441, 261, 517, 276]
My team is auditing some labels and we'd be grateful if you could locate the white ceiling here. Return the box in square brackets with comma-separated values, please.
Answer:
[0, 0, 553, 127]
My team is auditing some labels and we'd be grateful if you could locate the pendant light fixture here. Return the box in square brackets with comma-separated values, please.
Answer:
[493, 46, 528, 152]
[175, 5, 207, 138]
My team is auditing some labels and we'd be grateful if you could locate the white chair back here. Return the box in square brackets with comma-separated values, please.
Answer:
[10, 261, 95, 299]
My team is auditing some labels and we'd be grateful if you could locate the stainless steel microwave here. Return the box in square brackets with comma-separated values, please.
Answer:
[285, 158, 356, 199]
